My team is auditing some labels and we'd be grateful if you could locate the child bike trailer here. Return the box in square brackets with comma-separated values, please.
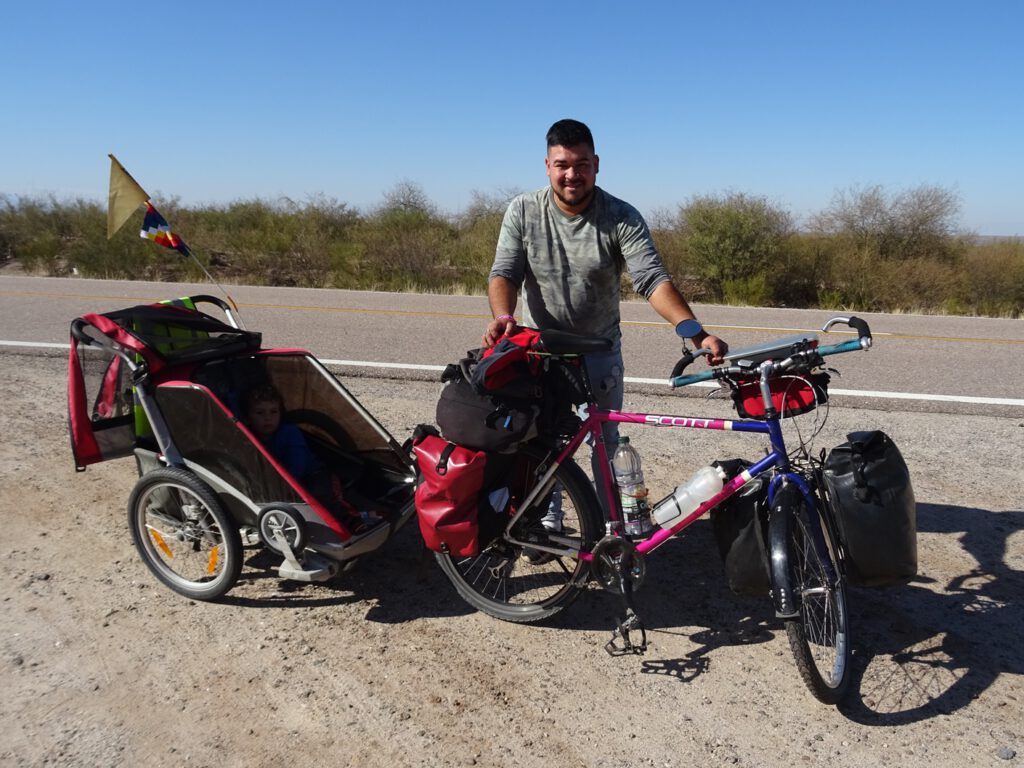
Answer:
[67, 295, 416, 600]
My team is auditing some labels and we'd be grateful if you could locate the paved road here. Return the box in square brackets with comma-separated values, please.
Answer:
[2, 274, 1022, 416]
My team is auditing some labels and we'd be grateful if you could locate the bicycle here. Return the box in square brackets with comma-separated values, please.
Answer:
[433, 316, 873, 704]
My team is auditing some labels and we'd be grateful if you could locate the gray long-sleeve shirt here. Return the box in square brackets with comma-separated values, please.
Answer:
[489, 186, 671, 344]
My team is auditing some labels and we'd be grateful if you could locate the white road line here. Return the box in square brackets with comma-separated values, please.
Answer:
[5, 341, 1022, 407]
[1, 340, 70, 350]
[324, 359, 445, 372]
[616, 375, 1024, 407]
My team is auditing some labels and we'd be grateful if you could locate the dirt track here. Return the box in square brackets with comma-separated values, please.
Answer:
[2, 351, 1022, 767]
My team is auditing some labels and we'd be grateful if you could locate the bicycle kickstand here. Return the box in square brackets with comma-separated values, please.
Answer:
[605, 571, 648, 656]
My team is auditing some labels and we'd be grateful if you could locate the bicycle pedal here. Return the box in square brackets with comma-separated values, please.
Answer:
[604, 614, 648, 656]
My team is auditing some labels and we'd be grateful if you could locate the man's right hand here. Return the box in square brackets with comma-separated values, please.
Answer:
[483, 316, 516, 348]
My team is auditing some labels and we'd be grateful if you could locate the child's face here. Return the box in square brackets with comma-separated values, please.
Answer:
[247, 399, 282, 440]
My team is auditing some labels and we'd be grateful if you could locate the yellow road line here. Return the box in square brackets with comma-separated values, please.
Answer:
[3, 288, 1021, 344]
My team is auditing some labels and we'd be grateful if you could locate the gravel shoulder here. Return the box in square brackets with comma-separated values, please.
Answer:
[1, 351, 1022, 767]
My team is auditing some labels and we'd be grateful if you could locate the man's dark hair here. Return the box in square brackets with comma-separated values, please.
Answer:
[546, 119, 595, 152]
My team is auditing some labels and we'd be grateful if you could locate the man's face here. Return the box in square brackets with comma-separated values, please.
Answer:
[545, 143, 599, 214]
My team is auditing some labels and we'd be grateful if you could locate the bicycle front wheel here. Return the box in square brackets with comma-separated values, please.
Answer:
[128, 467, 242, 600]
[434, 452, 602, 624]
[778, 493, 851, 703]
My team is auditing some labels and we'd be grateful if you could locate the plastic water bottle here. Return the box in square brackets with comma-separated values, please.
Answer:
[651, 465, 728, 529]
[611, 437, 652, 537]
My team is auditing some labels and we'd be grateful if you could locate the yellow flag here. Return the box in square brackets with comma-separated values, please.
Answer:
[107, 154, 149, 239]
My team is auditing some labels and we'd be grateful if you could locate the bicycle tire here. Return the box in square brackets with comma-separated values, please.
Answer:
[128, 467, 243, 601]
[434, 452, 602, 624]
[773, 488, 851, 703]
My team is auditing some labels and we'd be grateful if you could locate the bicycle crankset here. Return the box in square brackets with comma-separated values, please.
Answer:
[591, 536, 646, 595]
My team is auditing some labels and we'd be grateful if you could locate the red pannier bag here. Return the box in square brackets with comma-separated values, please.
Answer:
[413, 430, 491, 556]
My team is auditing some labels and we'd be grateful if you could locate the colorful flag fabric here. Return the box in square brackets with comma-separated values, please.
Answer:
[107, 154, 149, 239]
[140, 202, 192, 258]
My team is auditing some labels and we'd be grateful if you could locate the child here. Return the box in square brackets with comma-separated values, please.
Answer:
[243, 384, 382, 535]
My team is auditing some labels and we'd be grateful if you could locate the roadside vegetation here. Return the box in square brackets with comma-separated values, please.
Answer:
[1, 182, 1020, 317]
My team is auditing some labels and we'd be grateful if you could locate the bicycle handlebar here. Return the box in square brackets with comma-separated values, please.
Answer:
[670, 315, 872, 388]
[669, 347, 710, 379]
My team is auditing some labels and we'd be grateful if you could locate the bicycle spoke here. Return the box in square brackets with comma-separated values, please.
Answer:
[434, 453, 600, 623]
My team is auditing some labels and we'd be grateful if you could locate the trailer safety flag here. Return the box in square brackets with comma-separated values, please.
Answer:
[107, 154, 149, 238]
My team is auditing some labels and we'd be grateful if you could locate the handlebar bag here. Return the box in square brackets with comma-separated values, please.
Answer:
[412, 427, 513, 556]
[709, 460, 771, 596]
[823, 430, 917, 587]
[732, 373, 830, 419]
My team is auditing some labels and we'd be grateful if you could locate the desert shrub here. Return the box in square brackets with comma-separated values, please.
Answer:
[675, 192, 793, 301]
[961, 238, 1024, 316]
[450, 189, 515, 292]
[769, 234, 831, 308]
[354, 182, 459, 290]
[811, 184, 964, 263]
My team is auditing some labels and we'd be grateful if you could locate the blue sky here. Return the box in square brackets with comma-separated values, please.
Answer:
[2, 1, 1021, 234]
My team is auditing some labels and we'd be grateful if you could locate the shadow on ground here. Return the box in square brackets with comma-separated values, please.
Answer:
[219, 500, 1022, 725]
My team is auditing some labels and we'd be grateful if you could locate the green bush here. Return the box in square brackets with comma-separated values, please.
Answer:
[674, 192, 793, 301]
[962, 239, 1024, 316]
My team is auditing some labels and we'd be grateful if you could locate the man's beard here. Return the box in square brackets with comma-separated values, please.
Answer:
[554, 185, 594, 211]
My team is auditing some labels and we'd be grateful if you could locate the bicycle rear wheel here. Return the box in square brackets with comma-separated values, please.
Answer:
[778, 493, 851, 703]
[434, 452, 601, 623]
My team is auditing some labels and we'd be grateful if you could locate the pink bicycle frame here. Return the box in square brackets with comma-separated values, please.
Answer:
[540, 404, 782, 561]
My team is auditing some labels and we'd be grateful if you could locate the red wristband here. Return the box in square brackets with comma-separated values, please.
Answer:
[495, 314, 516, 323]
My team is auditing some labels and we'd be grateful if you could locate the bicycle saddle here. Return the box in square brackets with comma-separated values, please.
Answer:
[536, 330, 613, 356]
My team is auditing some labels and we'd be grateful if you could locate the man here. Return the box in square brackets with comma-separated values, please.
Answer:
[485, 118, 727, 528]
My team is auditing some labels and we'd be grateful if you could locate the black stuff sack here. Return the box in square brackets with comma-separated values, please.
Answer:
[435, 368, 538, 453]
[823, 430, 917, 587]
[709, 460, 770, 596]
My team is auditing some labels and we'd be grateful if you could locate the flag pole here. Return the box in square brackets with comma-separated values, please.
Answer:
[112, 154, 240, 314]
[186, 250, 240, 314]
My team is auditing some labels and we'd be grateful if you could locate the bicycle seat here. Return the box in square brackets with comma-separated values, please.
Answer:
[536, 330, 613, 356]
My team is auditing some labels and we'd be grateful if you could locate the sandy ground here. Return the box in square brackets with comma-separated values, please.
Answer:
[1, 350, 1022, 768]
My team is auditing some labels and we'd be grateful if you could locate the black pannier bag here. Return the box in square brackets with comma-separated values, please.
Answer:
[709, 460, 771, 596]
[823, 430, 917, 587]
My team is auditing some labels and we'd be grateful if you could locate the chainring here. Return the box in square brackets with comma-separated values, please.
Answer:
[591, 536, 646, 594]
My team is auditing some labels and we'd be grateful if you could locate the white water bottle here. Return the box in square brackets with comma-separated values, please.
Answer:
[611, 437, 652, 537]
[651, 464, 728, 529]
